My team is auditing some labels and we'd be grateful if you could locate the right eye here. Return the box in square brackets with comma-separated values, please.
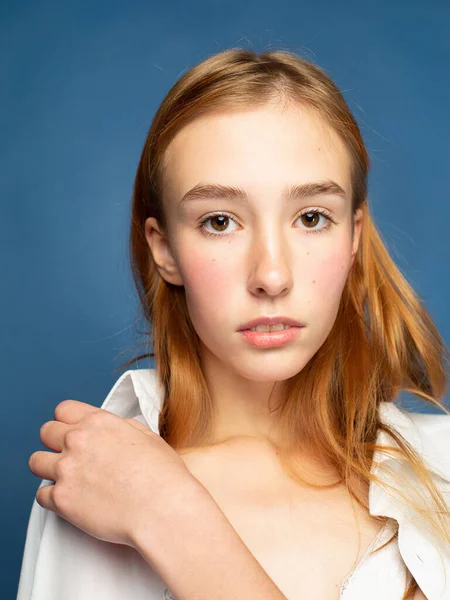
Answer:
[197, 212, 239, 238]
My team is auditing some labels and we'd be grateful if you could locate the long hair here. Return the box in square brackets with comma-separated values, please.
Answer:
[120, 48, 449, 599]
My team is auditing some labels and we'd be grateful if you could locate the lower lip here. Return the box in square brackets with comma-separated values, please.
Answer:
[239, 326, 303, 348]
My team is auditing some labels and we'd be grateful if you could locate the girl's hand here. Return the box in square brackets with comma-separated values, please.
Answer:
[28, 399, 199, 548]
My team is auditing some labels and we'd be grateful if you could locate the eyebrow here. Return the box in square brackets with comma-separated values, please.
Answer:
[179, 179, 348, 206]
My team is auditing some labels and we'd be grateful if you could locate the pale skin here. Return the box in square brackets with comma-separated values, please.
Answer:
[148, 102, 361, 451]
[28, 102, 426, 599]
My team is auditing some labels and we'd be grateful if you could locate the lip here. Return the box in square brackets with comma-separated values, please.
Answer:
[239, 326, 302, 348]
[237, 315, 305, 331]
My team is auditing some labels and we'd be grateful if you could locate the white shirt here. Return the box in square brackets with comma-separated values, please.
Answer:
[16, 369, 450, 600]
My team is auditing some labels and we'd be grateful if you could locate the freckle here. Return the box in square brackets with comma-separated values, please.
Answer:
[317, 147, 321, 151]
[212, 259, 216, 262]
[306, 252, 309, 255]
[312, 280, 315, 283]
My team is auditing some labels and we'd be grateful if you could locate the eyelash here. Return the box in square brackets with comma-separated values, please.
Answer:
[196, 208, 338, 239]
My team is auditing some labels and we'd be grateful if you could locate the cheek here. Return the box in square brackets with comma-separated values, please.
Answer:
[179, 251, 236, 323]
[314, 252, 351, 294]
[305, 244, 352, 318]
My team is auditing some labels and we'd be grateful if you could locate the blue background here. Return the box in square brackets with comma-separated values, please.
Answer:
[2, 0, 449, 596]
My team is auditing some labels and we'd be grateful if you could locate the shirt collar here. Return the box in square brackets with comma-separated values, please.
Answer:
[101, 369, 450, 599]
[369, 401, 450, 599]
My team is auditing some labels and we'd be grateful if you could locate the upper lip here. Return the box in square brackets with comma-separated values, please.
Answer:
[237, 316, 305, 331]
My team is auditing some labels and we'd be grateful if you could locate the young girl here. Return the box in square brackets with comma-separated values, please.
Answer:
[18, 48, 449, 600]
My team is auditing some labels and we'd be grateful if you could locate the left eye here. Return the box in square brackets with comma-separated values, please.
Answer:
[297, 210, 330, 230]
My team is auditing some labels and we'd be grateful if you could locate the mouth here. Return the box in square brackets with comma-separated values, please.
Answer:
[243, 324, 299, 333]
[237, 316, 305, 332]
[238, 324, 303, 348]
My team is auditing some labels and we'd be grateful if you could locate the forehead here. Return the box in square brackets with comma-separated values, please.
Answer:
[162, 105, 352, 205]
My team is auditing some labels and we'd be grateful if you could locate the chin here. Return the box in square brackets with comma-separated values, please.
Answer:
[232, 358, 311, 383]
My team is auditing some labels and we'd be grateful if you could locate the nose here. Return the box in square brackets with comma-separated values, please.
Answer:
[247, 228, 293, 298]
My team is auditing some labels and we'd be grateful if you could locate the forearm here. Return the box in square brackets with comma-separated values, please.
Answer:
[131, 482, 288, 600]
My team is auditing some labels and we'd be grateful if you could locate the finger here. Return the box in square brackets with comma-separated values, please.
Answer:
[40, 420, 72, 452]
[35, 481, 57, 513]
[29, 450, 58, 482]
[54, 399, 102, 424]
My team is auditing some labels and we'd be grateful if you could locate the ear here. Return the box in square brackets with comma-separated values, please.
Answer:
[144, 217, 184, 286]
[350, 207, 364, 267]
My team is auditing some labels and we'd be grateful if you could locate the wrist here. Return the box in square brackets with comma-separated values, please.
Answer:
[129, 476, 288, 600]
[130, 476, 211, 561]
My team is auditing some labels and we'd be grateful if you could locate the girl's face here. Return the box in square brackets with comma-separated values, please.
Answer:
[146, 104, 363, 383]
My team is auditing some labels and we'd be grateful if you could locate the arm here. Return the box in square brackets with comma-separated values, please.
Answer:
[131, 482, 288, 600]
